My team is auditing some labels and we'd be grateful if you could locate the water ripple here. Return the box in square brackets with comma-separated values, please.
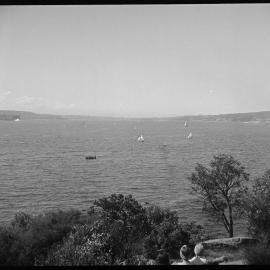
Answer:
[1, 119, 270, 236]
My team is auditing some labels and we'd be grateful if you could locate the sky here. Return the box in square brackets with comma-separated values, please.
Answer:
[0, 4, 270, 118]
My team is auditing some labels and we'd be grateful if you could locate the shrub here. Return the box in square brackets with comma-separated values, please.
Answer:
[244, 169, 270, 245]
[0, 194, 208, 265]
[180, 221, 209, 246]
[87, 194, 207, 263]
[143, 208, 207, 260]
[91, 193, 150, 239]
[0, 209, 83, 265]
[36, 224, 111, 265]
[0, 226, 20, 265]
[143, 222, 189, 259]
[243, 242, 270, 265]
[145, 205, 179, 227]
[88, 194, 151, 263]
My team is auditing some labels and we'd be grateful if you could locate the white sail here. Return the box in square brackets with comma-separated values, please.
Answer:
[187, 132, 193, 139]
[184, 121, 188, 127]
[137, 135, 144, 142]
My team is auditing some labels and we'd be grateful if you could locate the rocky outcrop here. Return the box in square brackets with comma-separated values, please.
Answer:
[202, 237, 259, 250]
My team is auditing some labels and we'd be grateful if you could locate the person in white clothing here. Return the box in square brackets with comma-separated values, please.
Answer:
[189, 243, 208, 265]
[172, 245, 192, 265]
[189, 243, 228, 265]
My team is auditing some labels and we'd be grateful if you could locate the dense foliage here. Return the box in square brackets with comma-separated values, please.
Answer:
[2, 154, 270, 265]
[0, 209, 84, 265]
[188, 154, 249, 237]
[244, 169, 270, 245]
[0, 194, 208, 266]
[243, 243, 270, 265]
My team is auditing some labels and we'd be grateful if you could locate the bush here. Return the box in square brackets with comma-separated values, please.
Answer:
[0, 194, 208, 265]
[90, 194, 207, 262]
[88, 194, 151, 263]
[91, 193, 151, 239]
[244, 169, 270, 245]
[143, 222, 188, 259]
[180, 221, 209, 246]
[0, 209, 84, 265]
[36, 224, 111, 265]
[243, 243, 270, 265]
[143, 207, 208, 260]
[145, 205, 179, 227]
[0, 226, 19, 265]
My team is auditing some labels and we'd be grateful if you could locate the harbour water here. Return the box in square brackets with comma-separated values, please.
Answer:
[1, 118, 270, 237]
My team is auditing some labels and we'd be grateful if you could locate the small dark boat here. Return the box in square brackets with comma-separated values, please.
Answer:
[85, 155, 96, 160]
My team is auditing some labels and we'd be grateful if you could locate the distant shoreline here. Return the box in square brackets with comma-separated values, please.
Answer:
[1, 109, 270, 123]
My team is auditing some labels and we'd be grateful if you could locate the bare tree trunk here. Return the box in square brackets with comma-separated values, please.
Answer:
[222, 212, 230, 235]
[228, 204, 233, 237]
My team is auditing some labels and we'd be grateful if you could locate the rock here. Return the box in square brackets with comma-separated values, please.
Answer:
[202, 237, 259, 250]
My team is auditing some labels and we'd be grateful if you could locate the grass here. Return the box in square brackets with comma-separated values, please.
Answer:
[203, 246, 245, 264]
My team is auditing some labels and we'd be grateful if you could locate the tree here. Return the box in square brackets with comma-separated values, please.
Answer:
[244, 169, 270, 245]
[143, 206, 208, 260]
[91, 194, 150, 240]
[188, 154, 249, 237]
[88, 194, 150, 263]
[88, 194, 207, 263]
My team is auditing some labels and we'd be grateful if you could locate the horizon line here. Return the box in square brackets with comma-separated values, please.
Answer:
[1, 109, 270, 119]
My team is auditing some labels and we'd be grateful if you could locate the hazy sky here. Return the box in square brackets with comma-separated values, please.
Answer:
[0, 4, 270, 117]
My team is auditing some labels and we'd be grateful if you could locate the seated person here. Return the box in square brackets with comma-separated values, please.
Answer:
[172, 245, 192, 265]
[189, 243, 228, 265]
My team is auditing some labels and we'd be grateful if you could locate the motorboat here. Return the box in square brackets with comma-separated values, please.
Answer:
[85, 155, 96, 160]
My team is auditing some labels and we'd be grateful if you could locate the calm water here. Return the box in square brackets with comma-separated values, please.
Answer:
[1, 119, 270, 237]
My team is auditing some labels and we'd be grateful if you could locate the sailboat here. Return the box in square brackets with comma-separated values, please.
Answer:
[184, 121, 188, 127]
[137, 135, 144, 142]
[187, 132, 193, 139]
[14, 118, 20, 122]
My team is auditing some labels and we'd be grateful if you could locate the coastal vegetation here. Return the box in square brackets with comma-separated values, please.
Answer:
[0, 154, 270, 265]
[241, 169, 270, 265]
[243, 169, 270, 244]
[0, 194, 207, 266]
[188, 154, 249, 237]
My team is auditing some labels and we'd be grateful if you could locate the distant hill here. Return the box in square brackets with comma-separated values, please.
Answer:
[172, 111, 270, 123]
[0, 110, 64, 121]
[63, 115, 126, 121]
[1, 110, 270, 122]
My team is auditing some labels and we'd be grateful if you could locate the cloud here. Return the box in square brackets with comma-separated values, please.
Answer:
[13, 95, 75, 112]
[14, 96, 36, 105]
[0, 90, 12, 103]
[0, 92, 76, 113]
